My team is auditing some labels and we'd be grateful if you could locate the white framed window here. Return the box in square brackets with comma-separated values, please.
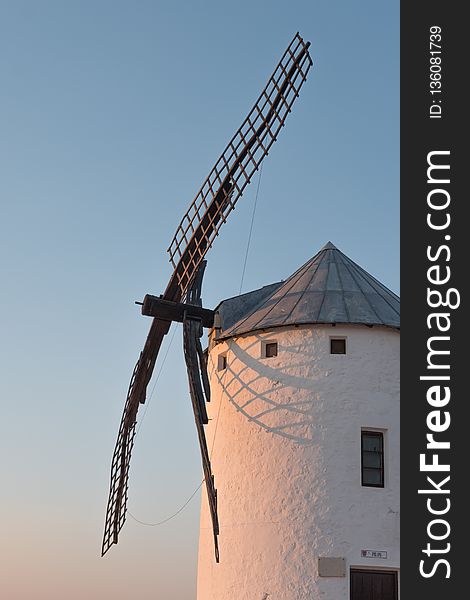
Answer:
[361, 430, 385, 488]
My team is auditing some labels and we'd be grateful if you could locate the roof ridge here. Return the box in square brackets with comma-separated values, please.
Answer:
[338, 250, 399, 315]
[338, 249, 399, 300]
[281, 247, 328, 325]
[335, 251, 383, 322]
[224, 248, 325, 334]
[333, 248, 351, 322]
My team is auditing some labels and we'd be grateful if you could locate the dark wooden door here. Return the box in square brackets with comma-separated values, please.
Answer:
[350, 569, 398, 600]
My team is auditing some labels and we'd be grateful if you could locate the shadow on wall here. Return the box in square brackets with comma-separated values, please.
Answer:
[210, 333, 335, 446]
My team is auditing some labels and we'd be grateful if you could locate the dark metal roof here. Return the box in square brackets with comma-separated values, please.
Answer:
[217, 242, 400, 338]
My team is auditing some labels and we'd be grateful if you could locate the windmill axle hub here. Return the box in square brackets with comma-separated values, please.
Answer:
[141, 294, 215, 328]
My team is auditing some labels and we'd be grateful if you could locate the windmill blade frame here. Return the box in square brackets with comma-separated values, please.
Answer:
[182, 262, 220, 562]
[166, 32, 312, 299]
[102, 32, 313, 557]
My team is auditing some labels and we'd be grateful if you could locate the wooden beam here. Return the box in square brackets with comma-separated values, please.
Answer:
[140, 295, 215, 328]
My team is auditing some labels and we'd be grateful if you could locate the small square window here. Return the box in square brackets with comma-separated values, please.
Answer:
[262, 341, 278, 358]
[361, 431, 384, 488]
[330, 338, 346, 354]
[217, 353, 227, 371]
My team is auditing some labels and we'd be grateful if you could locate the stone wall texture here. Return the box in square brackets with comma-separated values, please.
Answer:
[197, 324, 400, 600]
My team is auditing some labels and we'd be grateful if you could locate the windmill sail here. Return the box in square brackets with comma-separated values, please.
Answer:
[102, 32, 312, 557]
[182, 263, 220, 562]
[166, 32, 313, 299]
[101, 319, 170, 556]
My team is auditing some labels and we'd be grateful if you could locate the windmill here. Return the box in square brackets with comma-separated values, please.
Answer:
[101, 32, 313, 562]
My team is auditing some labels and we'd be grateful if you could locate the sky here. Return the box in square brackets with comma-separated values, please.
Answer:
[0, 1, 398, 598]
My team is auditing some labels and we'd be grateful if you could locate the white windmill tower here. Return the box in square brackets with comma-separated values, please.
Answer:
[197, 242, 400, 600]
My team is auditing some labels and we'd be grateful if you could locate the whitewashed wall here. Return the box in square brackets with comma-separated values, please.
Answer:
[197, 324, 400, 600]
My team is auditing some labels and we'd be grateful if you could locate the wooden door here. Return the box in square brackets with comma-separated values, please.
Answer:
[350, 569, 398, 600]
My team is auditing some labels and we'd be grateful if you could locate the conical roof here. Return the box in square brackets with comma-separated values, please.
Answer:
[217, 242, 399, 338]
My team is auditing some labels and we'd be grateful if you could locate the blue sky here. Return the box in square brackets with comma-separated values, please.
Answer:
[0, 1, 398, 598]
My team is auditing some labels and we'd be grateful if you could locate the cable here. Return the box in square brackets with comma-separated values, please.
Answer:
[239, 163, 263, 294]
[128, 480, 204, 527]
[129, 187, 235, 528]
[129, 354, 228, 529]
[135, 322, 179, 436]
[209, 358, 228, 457]
[130, 320, 206, 528]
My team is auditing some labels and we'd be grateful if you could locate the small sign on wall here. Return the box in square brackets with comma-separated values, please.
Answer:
[361, 549, 388, 559]
[318, 557, 346, 577]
